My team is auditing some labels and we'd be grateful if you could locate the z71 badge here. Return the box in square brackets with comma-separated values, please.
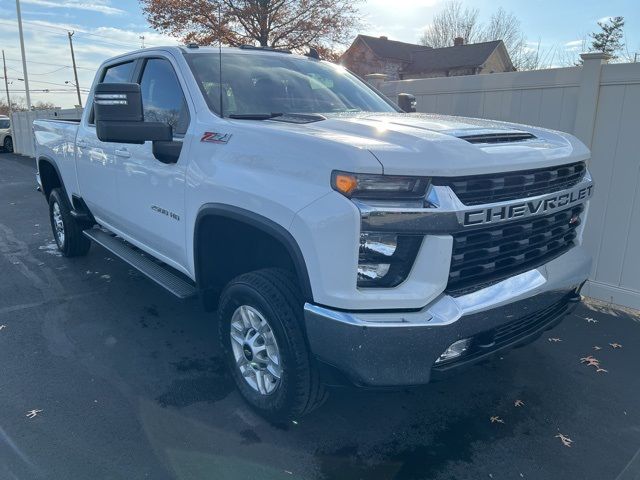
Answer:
[201, 132, 232, 144]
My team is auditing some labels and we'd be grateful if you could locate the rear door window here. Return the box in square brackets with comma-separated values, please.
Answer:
[101, 61, 135, 83]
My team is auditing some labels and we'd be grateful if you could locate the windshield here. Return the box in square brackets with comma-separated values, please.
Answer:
[0, 119, 10, 129]
[186, 52, 398, 117]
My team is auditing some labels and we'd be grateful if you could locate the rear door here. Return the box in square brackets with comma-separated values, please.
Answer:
[76, 60, 136, 226]
[113, 55, 191, 272]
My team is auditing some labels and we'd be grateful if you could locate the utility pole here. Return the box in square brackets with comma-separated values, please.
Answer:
[15, 0, 31, 109]
[67, 31, 82, 108]
[635, 53, 638, 63]
[2, 50, 11, 115]
[139, 35, 145, 49]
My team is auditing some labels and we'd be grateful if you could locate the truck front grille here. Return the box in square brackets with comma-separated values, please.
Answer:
[433, 162, 586, 206]
[447, 205, 583, 295]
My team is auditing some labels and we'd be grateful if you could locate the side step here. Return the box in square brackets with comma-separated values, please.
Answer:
[83, 229, 197, 299]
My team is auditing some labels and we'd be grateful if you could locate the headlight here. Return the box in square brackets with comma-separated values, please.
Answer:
[331, 171, 430, 200]
[357, 232, 423, 288]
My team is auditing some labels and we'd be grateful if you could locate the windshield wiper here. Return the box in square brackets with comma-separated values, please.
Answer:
[227, 113, 284, 120]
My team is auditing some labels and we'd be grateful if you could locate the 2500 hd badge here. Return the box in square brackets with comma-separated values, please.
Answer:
[462, 184, 593, 227]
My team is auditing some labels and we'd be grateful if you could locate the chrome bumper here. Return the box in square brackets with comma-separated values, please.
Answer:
[304, 246, 591, 387]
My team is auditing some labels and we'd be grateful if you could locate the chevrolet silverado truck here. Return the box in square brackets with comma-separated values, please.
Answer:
[33, 45, 594, 419]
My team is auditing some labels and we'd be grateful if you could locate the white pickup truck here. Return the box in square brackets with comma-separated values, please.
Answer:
[34, 45, 594, 419]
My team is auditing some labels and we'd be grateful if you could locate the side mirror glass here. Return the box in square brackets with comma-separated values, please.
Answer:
[398, 93, 417, 113]
[94, 82, 172, 144]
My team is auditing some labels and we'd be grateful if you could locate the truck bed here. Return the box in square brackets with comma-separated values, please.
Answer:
[33, 119, 80, 197]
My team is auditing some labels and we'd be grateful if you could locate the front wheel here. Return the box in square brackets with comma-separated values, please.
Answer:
[48, 188, 91, 257]
[3, 137, 12, 153]
[218, 269, 327, 420]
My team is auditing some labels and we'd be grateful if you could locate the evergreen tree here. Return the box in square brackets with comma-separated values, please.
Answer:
[590, 16, 625, 59]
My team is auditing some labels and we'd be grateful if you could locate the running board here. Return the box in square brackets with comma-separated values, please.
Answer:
[83, 229, 197, 299]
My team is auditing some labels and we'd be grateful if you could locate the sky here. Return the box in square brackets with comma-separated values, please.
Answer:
[0, 0, 638, 108]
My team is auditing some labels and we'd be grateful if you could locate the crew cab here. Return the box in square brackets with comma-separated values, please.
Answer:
[33, 45, 593, 419]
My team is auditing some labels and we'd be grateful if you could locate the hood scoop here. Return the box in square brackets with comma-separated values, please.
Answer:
[449, 128, 537, 145]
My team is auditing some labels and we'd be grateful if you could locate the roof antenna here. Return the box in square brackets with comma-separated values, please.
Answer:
[218, 2, 224, 118]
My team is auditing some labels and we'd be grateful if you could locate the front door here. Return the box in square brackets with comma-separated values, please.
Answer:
[114, 56, 191, 272]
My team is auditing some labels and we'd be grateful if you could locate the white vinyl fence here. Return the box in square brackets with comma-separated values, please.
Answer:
[381, 53, 640, 310]
[10, 107, 83, 158]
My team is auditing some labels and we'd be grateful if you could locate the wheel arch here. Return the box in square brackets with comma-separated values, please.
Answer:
[37, 156, 66, 200]
[194, 204, 313, 311]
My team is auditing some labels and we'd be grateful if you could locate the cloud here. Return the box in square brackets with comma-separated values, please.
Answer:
[564, 39, 585, 52]
[0, 18, 178, 108]
[20, 0, 125, 16]
[597, 16, 613, 24]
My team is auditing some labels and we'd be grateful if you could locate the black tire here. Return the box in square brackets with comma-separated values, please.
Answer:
[48, 188, 91, 257]
[218, 268, 327, 420]
[3, 136, 12, 153]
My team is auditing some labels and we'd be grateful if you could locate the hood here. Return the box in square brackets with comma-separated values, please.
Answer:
[257, 112, 590, 177]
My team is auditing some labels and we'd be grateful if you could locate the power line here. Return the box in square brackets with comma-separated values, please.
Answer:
[3, 57, 94, 71]
[8, 89, 87, 93]
[0, 18, 152, 50]
[26, 65, 70, 75]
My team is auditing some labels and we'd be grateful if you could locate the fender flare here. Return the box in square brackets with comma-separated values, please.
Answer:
[194, 203, 314, 302]
[37, 155, 68, 200]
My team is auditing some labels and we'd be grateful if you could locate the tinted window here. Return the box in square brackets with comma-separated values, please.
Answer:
[0, 119, 9, 129]
[140, 58, 189, 135]
[101, 61, 134, 83]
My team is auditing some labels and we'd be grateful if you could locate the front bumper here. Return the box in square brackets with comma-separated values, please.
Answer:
[304, 245, 591, 387]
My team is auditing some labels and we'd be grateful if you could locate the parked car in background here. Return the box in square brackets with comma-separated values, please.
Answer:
[33, 45, 594, 420]
[0, 115, 12, 153]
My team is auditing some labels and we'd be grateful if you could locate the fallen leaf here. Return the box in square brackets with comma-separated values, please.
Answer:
[548, 337, 562, 342]
[490, 416, 505, 424]
[609, 343, 622, 349]
[514, 399, 525, 407]
[26, 409, 43, 419]
[555, 433, 573, 447]
[0, 325, 6, 331]
[585, 317, 598, 324]
[593, 346, 602, 351]
[596, 367, 608, 373]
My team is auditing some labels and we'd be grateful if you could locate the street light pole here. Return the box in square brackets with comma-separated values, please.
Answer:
[67, 31, 82, 108]
[2, 50, 11, 115]
[15, 0, 31, 109]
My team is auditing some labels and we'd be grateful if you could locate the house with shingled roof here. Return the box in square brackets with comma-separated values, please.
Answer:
[340, 35, 515, 81]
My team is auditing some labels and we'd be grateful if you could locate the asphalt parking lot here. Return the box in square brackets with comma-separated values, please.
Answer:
[1, 151, 639, 480]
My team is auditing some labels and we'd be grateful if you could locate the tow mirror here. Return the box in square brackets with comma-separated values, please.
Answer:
[398, 93, 417, 113]
[94, 83, 172, 144]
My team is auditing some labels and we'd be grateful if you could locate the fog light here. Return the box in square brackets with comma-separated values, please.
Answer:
[357, 263, 390, 281]
[435, 338, 472, 364]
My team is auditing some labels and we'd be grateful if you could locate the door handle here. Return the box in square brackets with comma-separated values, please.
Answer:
[77, 139, 88, 148]
[115, 148, 131, 158]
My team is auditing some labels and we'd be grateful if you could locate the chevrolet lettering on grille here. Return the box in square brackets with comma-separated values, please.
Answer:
[461, 184, 594, 227]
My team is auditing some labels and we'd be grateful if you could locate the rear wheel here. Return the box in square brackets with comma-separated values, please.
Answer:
[218, 268, 327, 420]
[3, 137, 12, 153]
[48, 188, 91, 257]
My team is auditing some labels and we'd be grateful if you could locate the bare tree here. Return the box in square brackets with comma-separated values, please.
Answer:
[141, 0, 362, 52]
[419, 2, 542, 70]
[419, 1, 479, 48]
